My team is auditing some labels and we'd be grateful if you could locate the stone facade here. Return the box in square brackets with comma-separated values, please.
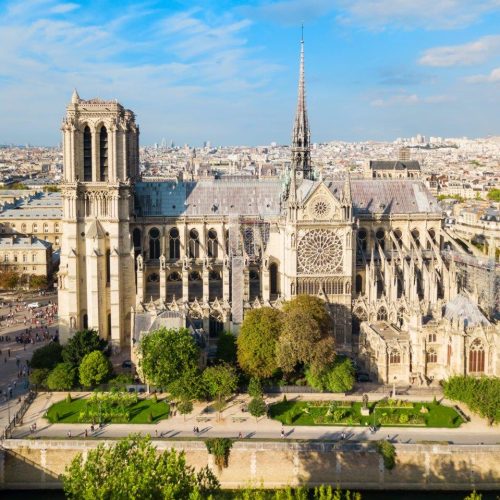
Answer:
[56, 42, 499, 383]
[0, 236, 52, 278]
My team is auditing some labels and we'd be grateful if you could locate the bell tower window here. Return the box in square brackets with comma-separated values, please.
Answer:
[100, 126, 108, 181]
[83, 126, 92, 181]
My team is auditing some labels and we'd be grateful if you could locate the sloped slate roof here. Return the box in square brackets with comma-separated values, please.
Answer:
[370, 160, 421, 171]
[134, 179, 283, 217]
[0, 236, 51, 249]
[444, 294, 490, 327]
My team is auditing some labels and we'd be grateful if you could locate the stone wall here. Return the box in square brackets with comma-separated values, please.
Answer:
[1, 439, 499, 490]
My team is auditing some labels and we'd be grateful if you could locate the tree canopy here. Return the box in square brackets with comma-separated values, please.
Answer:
[47, 362, 76, 391]
[30, 342, 63, 370]
[138, 328, 200, 390]
[305, 356, 355, 393]
[0, 270, 20, 290]
[202, 363, 238, 416]
[62, 329, 108, 367]
[237, 307, 283, 378]
[277, 295, 335, 374]
[62, 434, 219, 500]
[487, 188, 500, 202]
[216, 332, 237, 364]
[79, 351, 111, 387]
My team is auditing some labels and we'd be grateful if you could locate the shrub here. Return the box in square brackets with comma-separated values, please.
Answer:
[178, 400, 194, 420]
[205, 438, 233, 471]
[377, 440, 396, 470]
[30, 342, 63, 370]
[29, 368, 50, 389]
[248, 377, 263, 398]
[147, 412, 153, 423]
[248, 397, 267, 422]
[399, 413, 409, 424]
[47, 363, 76, 391]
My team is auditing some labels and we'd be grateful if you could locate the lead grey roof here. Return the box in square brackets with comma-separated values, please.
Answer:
[0, 207, 62, 219]
[444, 294, 490, 327]
[134, 179, 283, 217]
[370, 160, 421, 171]
[298, 179, 440, 215]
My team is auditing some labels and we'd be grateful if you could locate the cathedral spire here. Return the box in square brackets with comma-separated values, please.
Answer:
[291, 29, 312, 181]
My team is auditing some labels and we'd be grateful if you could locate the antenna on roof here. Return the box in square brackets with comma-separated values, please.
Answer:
[301, 23, 304, 42]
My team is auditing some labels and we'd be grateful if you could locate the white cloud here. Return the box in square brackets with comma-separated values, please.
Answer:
[336, 0, 500, 30]
[419, 35, 500, 67]
[370, 93, 454, 107]
[465, 67, 500, 83]
[49, 3, 80, 14]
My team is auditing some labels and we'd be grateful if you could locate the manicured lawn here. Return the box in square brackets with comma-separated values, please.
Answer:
[46, 395, 170, 424]
[268, 400, 463, 428]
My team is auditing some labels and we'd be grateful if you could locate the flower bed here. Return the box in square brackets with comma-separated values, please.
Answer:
[268, 400, 463, 428]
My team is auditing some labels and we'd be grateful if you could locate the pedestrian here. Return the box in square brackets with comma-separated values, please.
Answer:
[341, 432, 345, 440]
[155, 430, 158, 438]
[84, 429, 88, 438]
[8, 349, 10, 357]
[281, 428, 285, 439]
[193, 426, 197, 434]
[238, 432, 242, 439]
[67, 430, 72, 438]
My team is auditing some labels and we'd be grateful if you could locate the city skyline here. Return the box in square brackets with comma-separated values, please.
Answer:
[0, 0, 499, 146]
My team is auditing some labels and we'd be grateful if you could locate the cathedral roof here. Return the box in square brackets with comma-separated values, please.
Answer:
[369, 160, 421, 171]
[444, 294, 490, 327]
[298, 179, 441, 215]
[134, 179, 283, 217]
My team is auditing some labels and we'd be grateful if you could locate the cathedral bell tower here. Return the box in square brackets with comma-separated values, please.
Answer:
[58, 90, 139, 351]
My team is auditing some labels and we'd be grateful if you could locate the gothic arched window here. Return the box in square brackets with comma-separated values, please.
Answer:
[426, 348, 437, 364]
[389, 350, 401, 364]
[83, 125, 92, 181]
[149, 227, 160, 259]
[377, 306, 388, 321]
[358, 228, 367, 252]
[412, 228, 420, 248]
[355, 274, 362, 294]
[207, 229, 218, 258]
[393, 229, 403, 248]
[376, 228, 385, 251]
[169, 228, 180, 259]
[188, 229, 200, 258]
[270, 262, 279, 295]
[469, 339, 485, 373]
[99, 126, 108, 181]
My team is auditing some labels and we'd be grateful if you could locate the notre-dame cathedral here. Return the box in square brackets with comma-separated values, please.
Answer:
[58, 39, 499, 384]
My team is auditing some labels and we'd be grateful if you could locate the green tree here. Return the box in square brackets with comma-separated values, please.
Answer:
[79, 351, 111, 387]
[237, 307, 283, 378]
[46, 363, 76, 390]
[277, 295, 335, 374]
[248, 397, 267, 422]
[62, 434, 219, 499]
[0, 270, 20, 289]
[202, 363, 238, 420]
[62, 329, 108, 368]
[29, 275, 48, 289]
[29, 368, 50, 389]
[305, 356, 355, 392]
[377, 440, 396, 470]
[30, 342, 63, 370]
[487, 188, 500, 202]
[177, 400, 193, 421]
[138, 328, 200, 390]
[464, 491, 482, 500]
[248, 377, 263, 398]
[216, 332, 237, 364]
[168, 369, 205, 402]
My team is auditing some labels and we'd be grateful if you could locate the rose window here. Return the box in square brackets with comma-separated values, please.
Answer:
[297, 229, 343, 274]
[309, 196, 332, 220]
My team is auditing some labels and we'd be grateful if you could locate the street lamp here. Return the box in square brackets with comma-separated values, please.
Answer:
[392, 376, 397, 398]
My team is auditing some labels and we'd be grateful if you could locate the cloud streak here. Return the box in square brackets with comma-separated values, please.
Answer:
[465, 67, 500, 83]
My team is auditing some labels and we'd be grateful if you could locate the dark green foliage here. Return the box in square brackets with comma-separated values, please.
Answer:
[29, 368, 50, 388]
[216, 332, 238, 364]
[377, 440, 396, 470]
[108, 373, 134, 390]
[237, 307, 283, 378]
[248, 397, 267, 421]
[205, 438, 233, 470]
[168, 369, 205, 402]
[62, 434, 219, 499]
[177, 400, 193, 420]
[138, 328, 200, 390]
[305, 356, 355, 393]
[248, 377, 263, 398]
[46, 363, 76, 390]
[79, 351, 112, 387]
[62, 330, 107, 368]
[203, 363, 238, 419]
[443, 375, 500, 425]
[30, 342, 63, 370]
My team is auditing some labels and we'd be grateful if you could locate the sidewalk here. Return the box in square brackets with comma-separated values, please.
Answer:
[9, 390, 498, 444]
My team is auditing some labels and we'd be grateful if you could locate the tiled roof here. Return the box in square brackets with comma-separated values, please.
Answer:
[444, 294, 490, 327]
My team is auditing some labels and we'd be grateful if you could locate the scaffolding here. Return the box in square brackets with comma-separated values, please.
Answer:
[442, 250, 500, 319]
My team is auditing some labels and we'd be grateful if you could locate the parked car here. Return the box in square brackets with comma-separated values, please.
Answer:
[27, 302, 40, 309]
[121, 359, 132, 369]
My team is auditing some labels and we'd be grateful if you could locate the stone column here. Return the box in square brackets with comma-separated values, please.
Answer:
[136, 255, 144, 303]
[182, 265, 189, 302]
[243, 267, 250, 302]
[160, 255, 167, 303]
[202, 265, 210, 303]
[223, 260, 230, 302]
[262, 266, 270, 302]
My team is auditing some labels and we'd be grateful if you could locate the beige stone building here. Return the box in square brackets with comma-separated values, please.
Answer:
[0, 235, 53, 278]
[57, 41, 500, 382]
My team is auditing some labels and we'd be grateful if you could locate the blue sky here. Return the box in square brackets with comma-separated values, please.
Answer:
[0, 0, 499, 146]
